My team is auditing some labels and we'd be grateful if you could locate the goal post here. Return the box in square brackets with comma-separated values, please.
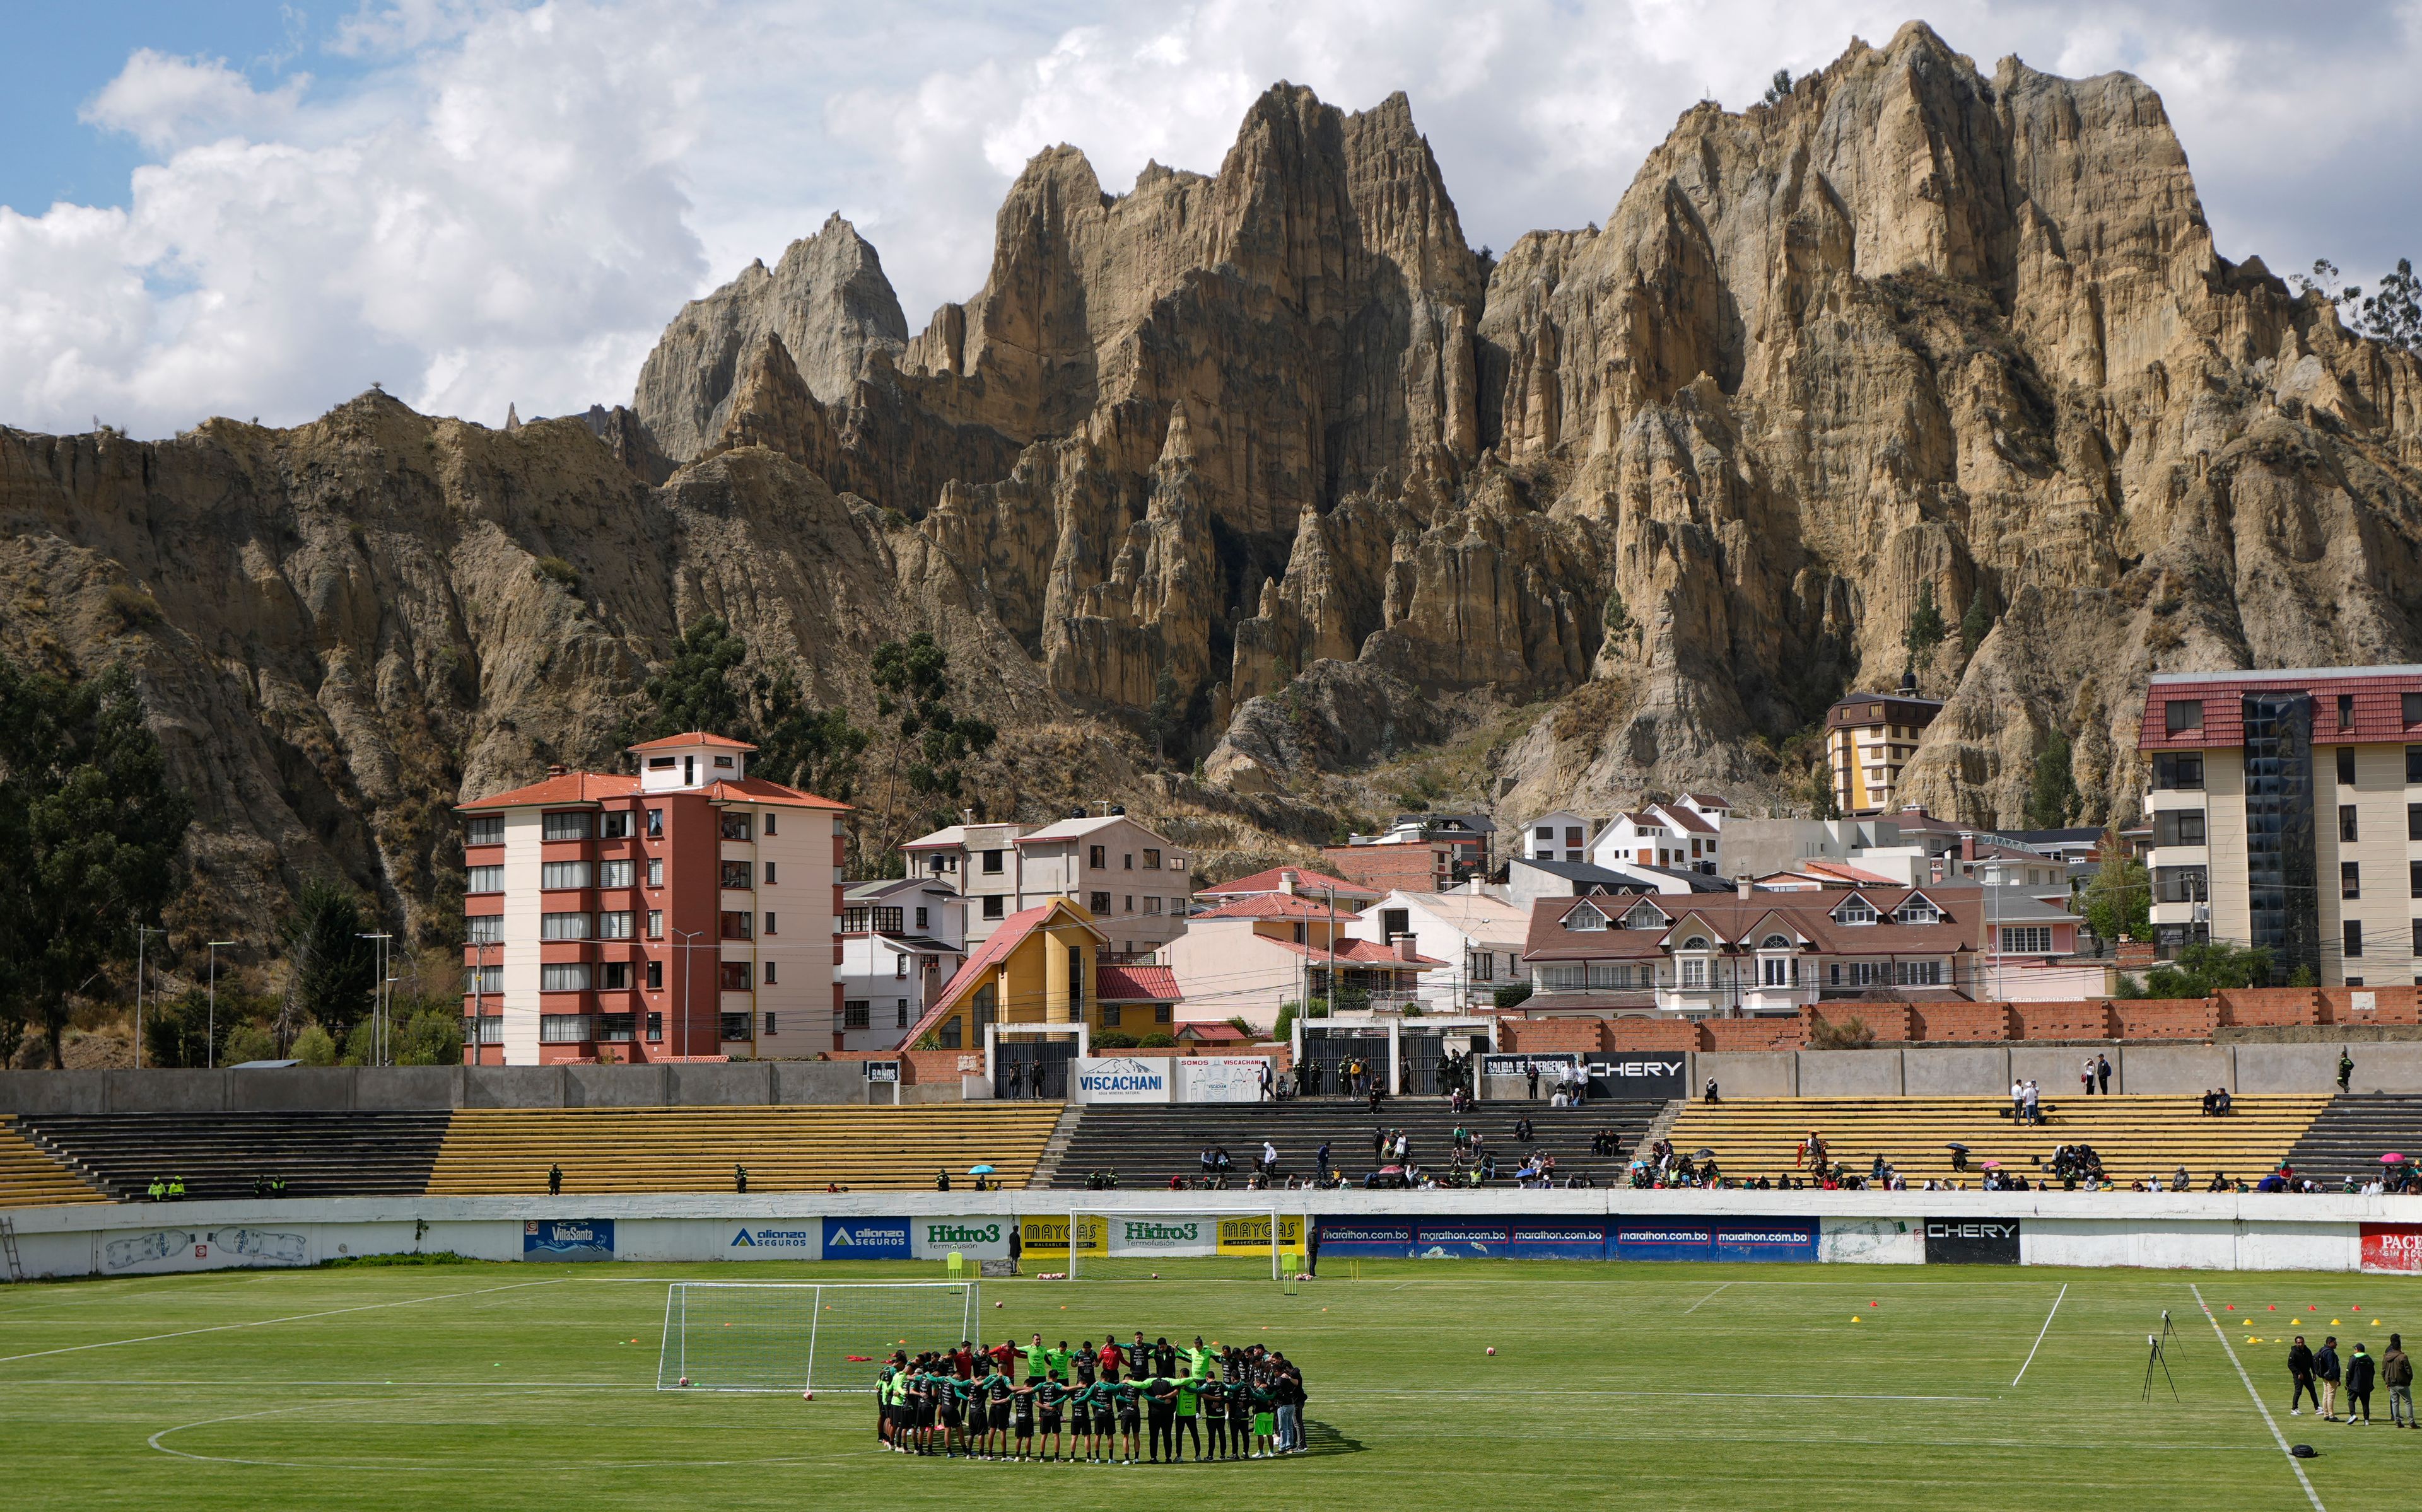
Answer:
[1051, 1209, 1304, 1282]
[656, 1280, 980, 1392]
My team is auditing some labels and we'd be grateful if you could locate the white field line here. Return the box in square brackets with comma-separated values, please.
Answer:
[1335, 1388, 1993, 1402]
[0, 1280, 563, 1364]
[2010, 1282, 2067, 1387]
[2192, 1283, 2326, 1512]
[1684, 1282, 1731, 1313]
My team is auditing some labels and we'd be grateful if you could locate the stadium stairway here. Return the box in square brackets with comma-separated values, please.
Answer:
[0, 1120, 110, 1207]
[2279, 1094, 2422, 1185]
[17, 1111, 451, 1202]
[1664, 1096, 2331, 1187]
[1043, 1098, 1669, 1189]
[423, 1105, 1062, 1194]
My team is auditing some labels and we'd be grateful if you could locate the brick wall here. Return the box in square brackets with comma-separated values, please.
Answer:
[2316, 986, 2422, 1025]
[1913, 1003, 2015, 1042]
[2216, 989, 2324, 1027]
[1703, 1016, 1806, 1052]
[1503, 1017, 1607, 1054]
[2011, 1001, 2117, 1040]
[2111, 999, 2221, 1040]
[1805, 1001, 1916, 1042]
[1605, 1017, 1697, 1052]
[1318, 844, 1441, 893]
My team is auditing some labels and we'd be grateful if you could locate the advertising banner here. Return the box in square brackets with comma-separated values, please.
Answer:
[1068, 1056, 1174, 1103]
[1094, 1214, 1217, 1257]
[1587, 1055, 1688, 1100]
[1480, 1052, 1579, 1079]
[820, 1217, 913, 1260]
[1610, 1218, 1817, 1262]
[724, 1223, 821, 1257]
[1311, 1219, 1414, 1255]
[1179, 1057, 1268, 1103]
[1924, 1218, 2021, 1265]
[524, 1219, 614, 1260]
[1511, 1221, 1610, 1260]
[2361, 1223, 2422, 1272]
[1019, 1214, 1070, 1255]
[911, 1218, 1014, 1260]
[1319, 1218, 1617, 1260]
[1216, 1214, 1307, 1255]
[100, 1226, 311, 1274]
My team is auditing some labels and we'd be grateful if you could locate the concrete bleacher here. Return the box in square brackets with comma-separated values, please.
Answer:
[1664, 1095, 2330, 1187]
[18, 1111, 452, 1202]
[0, 1120, 108, 1207]
[424, 1105, 1062, 1194]
[2280, 1095, 2422, 1185]
[1044, 1099, 1670, 1189]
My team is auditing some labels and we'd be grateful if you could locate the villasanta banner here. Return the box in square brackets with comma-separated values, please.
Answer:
[2361, 1223, 2422, 1272]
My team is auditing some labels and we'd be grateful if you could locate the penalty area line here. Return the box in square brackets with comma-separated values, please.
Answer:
[2191, 1283, 2325, 1512]
[1684, 1282, 1731, 1313]
[0, 1280, 565, 1364]
[2010, 1282, 2066, 1387]
[1336, 1388, 1993, 1403]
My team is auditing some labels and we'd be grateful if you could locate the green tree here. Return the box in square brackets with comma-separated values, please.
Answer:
[752, 671, 868, 800]
[143, 988, 223, 1069]
[0, 661, 190, 1066]
[392, 1003, 466, 1066]
[1143, 664, 1184, 761]
[1762, 68, 1793, 104]
[2355, 257, 2420, 351]
[2139, 941, 2274, 999]
[290, 1023, 339, 1066]
[633, 615, 752, 739]
[1602, 588, 1634, 641]
[1959, 586, 1992, 654]
[2081, 851, 2151, 943]
[1272, 1001, 1299, 1047]
[1904, 580, 1945, 658]
[870, 633, 997, 850]
[1808, 764, 1842, 821]
[279, 879, 379, 1048]
[2024, 731, 2079, 830]
[223, 1021, 278, 1064]
[626, 615, 866, 803]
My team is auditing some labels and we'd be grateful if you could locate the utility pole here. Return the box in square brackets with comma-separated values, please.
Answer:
[206, 941, 235, 1067]
[1323, 887, 1337, 1020]
[469, 938, 488, 1065]
[358, 933, 393, 1067]
[133, 924, 164, 1069]
[674, 928, 703, 1057]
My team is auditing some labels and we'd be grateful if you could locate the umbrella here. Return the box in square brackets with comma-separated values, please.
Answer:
[1945, 1141, 1970, 1151]
[2384, 1153, 2405, 1164]
[1980, 1160, 2002, 1170]
[968, 1164, 996, 1175]
[1692, 1148, 1716, 1160]
[1379, 1164, 1405, 1175]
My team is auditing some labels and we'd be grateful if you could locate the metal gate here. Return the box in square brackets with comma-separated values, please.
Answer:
[1299, 1028, 1385, 1096]
[1398, 1031, 1447, 1095]
[993, 1037, 1077, 1099]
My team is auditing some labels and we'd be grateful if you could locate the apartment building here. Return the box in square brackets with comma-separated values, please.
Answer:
[900, 811, 1191, 957]
[1323, 811, 1495, 892]
[836, 877, 966, 1052]
[458, 733, 847, 1064]
[2139, 666, 2422, 986]
[1825, 678, 1945, 816]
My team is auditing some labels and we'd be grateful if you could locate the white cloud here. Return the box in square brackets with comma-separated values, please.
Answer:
[4, 0, 2419, 440]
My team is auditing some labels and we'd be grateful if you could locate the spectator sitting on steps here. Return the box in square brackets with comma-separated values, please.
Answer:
[735, 1164, 748, 1194]
[935, 1168, 951, 1192]
[146, 1177, 165, 1202]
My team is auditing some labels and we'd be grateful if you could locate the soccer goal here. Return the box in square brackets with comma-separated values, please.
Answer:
[655, 1280, 981, 1392]
[1044, 1209, 1305, 1281]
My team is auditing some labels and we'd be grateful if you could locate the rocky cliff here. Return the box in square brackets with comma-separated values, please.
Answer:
[5, 21, 2420, 949]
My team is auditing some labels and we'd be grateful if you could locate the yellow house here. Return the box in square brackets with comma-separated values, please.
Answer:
[904, 898, 1182, 1050]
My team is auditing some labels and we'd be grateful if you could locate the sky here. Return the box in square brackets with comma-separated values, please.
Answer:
[3, 0, 2418, 439]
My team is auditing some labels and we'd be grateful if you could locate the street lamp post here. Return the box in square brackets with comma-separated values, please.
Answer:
[206, 941, 235, 1067]
[358, 933, 393, 1067]
[133, 924, 164, 1069]
[674, 928, 703, 1058]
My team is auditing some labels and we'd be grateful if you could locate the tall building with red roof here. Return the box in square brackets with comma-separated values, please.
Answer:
[457, 733, 848, 1064]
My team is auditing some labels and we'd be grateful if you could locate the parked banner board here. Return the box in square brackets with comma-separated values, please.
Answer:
[1610, 1218, 1818, 1262]
[820, 1217, 912, 1259]
[911, 1217, 1013, 1260]
[1480, 1052, 1579, 1079]
[1179, 1057, 1267, 1103]
[1216, 1214, 1306, 1254]
[863, 1061, 901, 1083]
[524, 1219, 613, 1260]
[1311, 1219, 1415, 1255]
[1587, 1056, 1688, 1100]
[1312, 1216, 1817, 1261]
[1068, 1056, 1174, 1103]
[1924, 1217, 2021, 1265]
[1019, 1214, 1070, 1255]
[724, 1223, 821, 1256]
[2361, 1223, 2422, 1272]
[1082, 1214, 1217, 1257]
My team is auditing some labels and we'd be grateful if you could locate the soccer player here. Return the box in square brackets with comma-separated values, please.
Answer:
[1010, 1371, 1036, 1459]
[1154, 1335, 1178, 1377]
[1102, 1365, 1136, 1463]
[1099, 1334, 1124, 1378]
[1145, 1372, 1178, 1462]
[1035, 1371, 1067, 1460]
[1188, 1335, 1214, 1379]
[1074, 1374, 1106, 1462]
[1200, 1372, 1229, 1460]
[1173, 1370, 1203, 1460]
[1245, 1372, 1276, 1458]
[1047, 1337, 1074, 1381]
[1224, 1361, 1253, 1459]
[954, 1359, 985, 1457]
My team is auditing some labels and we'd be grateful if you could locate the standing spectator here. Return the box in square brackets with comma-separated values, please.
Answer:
[1258, 1060, 1273, 1102]
[2289, 1336, 2318, 1415]
[2097, 1053, 2113, 1094]
[2011, 1077, 2026, 1120]
[734, 1163, 749, 1194]
[2384, 1334, 2413, 1428]
[2317, 1336, 2343, 1421]
[2021, 1080, 2041, 1125]
[1315, 1141, 1331, 1181]
[1261, 1139, 1278, 1178]
[2346, 1342, 2376, 1424]
[547, 1163, 563, 1197]
[2081, 1057, 2096, 1098]
[1525, 1062, 1540, 1100]
[2339, 1049, 2355, 1093]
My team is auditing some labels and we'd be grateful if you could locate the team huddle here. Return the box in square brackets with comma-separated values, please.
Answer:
[874, 1332, 1311, 1463]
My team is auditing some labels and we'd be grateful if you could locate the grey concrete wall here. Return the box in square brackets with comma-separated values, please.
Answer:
[774, 1061, 866, 1104]
[669, 1062, 773, 1105]
[2008, 1047, 2099, 1097]
[1797, 1050, 1903, 1096]
[2119, 1044, 2234, 1095]
[354, 1066, 462, 1109]
[565, 1064, 669, 1107]
[0, 1071, 108, 1114]
[231, 1066, 356, 1110]
[2238, 1042, 2422, 1093]
[1691, 1052, 1798, 1096]
[1904, 1047, 2011, 1095]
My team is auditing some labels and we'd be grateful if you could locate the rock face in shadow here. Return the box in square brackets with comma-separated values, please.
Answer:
[6, 23, 2421, 943]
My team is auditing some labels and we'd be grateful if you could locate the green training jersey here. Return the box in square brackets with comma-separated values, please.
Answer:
[1175, 1379, 1200, 1416]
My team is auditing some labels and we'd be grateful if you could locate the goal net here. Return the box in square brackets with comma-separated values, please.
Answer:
[656, 1281, 980, 1392]
[1036, 1210, 1303, 1281]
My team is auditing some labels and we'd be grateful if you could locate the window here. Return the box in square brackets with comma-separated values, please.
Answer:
[1089, 891, 1111, 914]
[539, 1015, 595, 1043]
[2339, 747, 2358, 786]
[2001, 926, 2052, 953]
[720, 1011, 750, 1041]
[1069, 946, 1085, 1016]
[1565, 904, 1608, 932]
[646, 808, 664, 838]
[2413, 859, 2422, 898]
[1468, 951, 1495, 982]
[464, 964, 503, 995]
[763, 912, 776, 936]
[466, 815, 503, 846]
[940, 1017, 962, 1049]
[2154, 866, 2208, 904]
[1123, 853, 1133, 870]
[763, 861, 776, 886]
[1762, 958, 1788, 986]
[720, 861, 752, 890]
[719, 961, 752, 991]
[467, 865, 504, 894]
[600, 1014, 635, 1042]
[2407, 696, 2422, 728]
[719, 910, 752, 941]
[720, 814, 752, 842]
[2345, 920, 2365, 958]
[648, 757, 677, 770]
[645, 960, 663, 990]
[598, 910, 634, 939]
[646, 910, 663, 938]
[981, 849, 1003, 873]
[540, 911, 591, 940]
[1143, 848, 1161, 869]
[1622, 904, 1664, 930]
[895, 955, 908, 979]
[1895, 960, 1943, 986]
[600, 962, 631, 991]
[1089, 844, 1107, 868]
[2153, 810, 2208, 847]
[1836, 899, 1876, 924]
[2165, 699, 2204, 735]
[597, 859, 633, 888]
[540, 963, 591, 991]
[600, 811, 632, 839]
[542, 811, 592, 841]
[1098, 1004, 1121, 1028]
[1122, 896, 1133, 914]
[1895, 902, 1938, 924]
[1535, 825, 1555, 841]
[983, 895, 1004, 920]
[843, 1000, 870, 1029]
[1292, 922, 1308, 945]
[2343, 861, 2362, 898]
[1156, 1004, 1174, 1023]
[465, 914, 503, 944]
[1144, 896, 1162, 915]
[915, 907, 928, 930]
[466, 1015, 505, 1044]
[971, 985, 996, 1027]
[713, 755, 735, 771]
[2153, 752, 2204, 791]
[763, 813, 776, 835]
[1682, 959, 1707, 988]
[2411, 804, 2422, 842]
[646, 857, 664, 887]
[1381, 908, 1410, 939]
[2339, 694, 2358, 732]
[540, 860, 591, 889]
[896, 1001, 910, 1028]
[763, 962, 776, 986]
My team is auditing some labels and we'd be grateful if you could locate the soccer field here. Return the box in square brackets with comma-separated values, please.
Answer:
[1, 1257, 2407, 1510]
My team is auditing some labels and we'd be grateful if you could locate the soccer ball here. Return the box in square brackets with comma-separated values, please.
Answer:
[995, 1300, 1004, 1308]
[1485, 1347, 1496, 1356]
[678, 1376, 691, 1387]
[802, 1390, 814, 1400]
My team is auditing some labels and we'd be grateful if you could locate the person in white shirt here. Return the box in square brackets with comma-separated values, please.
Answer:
[2010, 1078, 2025, 1120]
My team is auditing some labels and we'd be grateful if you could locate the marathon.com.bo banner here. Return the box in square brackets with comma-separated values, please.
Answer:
[1923, 1218, 2021, 1264]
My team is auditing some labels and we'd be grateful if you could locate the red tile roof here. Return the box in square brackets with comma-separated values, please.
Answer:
[1657, 805, 1716, 835]
[1682, 792, 1733, 808]
[704, 777, 850, 811]
[628, 730, 758, 752]
[1096, 964, 1181, 1002]
[1193, 866, 1380, 900]
[2138, 668, 2422, 752]
[455, 772, 640, 811]
[909, 900, 1106, 1043]
[1191, 894, 1365, 921]
[1265, 938, 1446, 967]
[1176, 1021, 1251, 1042]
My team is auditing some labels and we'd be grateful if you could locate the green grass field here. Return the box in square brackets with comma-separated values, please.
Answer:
[3, 1257, 2411, 1509]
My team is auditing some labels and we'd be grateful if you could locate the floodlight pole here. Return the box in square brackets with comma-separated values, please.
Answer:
[133, 924, 164, 1069]
[206, 941, 235, 1067]
[359, 932, 393, 1066]
[675, 928, 703, 1057]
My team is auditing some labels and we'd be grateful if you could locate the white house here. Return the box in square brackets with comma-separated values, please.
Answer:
[836, 877, 966, 1051]
[1586, 795, 1729, 876]
[1516, 810, 1598, 863]
[1341, 885, 1531, 1013]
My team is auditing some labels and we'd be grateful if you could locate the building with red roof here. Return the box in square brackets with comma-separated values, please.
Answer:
[457, 733, 848, 1065]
